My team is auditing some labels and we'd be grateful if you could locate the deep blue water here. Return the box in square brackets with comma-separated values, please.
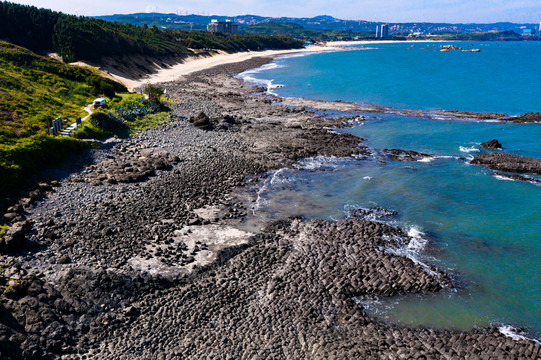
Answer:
[241, 42, 541, 338]
[243, 41, 541, 115]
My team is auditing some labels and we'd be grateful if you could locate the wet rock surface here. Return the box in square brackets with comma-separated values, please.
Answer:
[471, 152, 541, 175]
[480, 139, 502, 150]
[0, 57, 539, 359]
[384, 148, 431, 161]
[511, 112, 541, 123]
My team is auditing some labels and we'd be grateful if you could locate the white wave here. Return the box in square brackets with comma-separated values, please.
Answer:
[363, 176, 372, 180]
[498, 326, 541, 345]
[237, 62, 285, 94]
[494, 174, 516, 182]
[238, 62, 284, 78]
[482, 119, 504, 123]
[276, 52, 314, 59]
[418, 155, 458, 163]
[295, 155, 351, 171]
[266, 80, 284, 95]
[406, 227, 429, 253]
[384, 226, 438, 277]
[253, 168, 292, 213]
[460, 146, 481, 153]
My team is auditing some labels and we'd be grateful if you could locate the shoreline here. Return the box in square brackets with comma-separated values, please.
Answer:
[97, 39, 453, 92]
[1, 56, 540, 358]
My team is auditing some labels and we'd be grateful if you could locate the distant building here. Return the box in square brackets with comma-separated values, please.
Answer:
[207, 19, 238, 34]
[522, 28, 532, 37]
[375, 24, 389, 38]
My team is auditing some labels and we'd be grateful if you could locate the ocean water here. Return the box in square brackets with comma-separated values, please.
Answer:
[242, 41, 541, 115]
[240, 42, 541, 338]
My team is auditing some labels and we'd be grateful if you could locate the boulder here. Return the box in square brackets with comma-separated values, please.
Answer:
[480, 139, 502, 150]
[190, 112, 213, 130]
[512, 112, 541, 123]
[0, 221, 27, 252]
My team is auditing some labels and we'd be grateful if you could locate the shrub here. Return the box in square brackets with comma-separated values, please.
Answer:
[89, 111, 126, 132]
[143, 84, 164, 104]
[0, 135, 92, 194]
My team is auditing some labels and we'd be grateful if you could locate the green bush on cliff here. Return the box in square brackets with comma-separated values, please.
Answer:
[0, 135, 92, 193]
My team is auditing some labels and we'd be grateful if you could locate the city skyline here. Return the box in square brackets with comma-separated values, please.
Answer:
[7, 0, 541, 24]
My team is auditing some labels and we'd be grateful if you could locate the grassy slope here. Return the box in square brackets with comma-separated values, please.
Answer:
[0, 41, 125, 138]
[0, 41, 127, 194]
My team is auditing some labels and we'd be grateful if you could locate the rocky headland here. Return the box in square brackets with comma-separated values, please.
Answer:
[0, 57, 540, 359]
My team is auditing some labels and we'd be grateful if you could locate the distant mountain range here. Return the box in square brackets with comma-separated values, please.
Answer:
[95, 13, 539, 35]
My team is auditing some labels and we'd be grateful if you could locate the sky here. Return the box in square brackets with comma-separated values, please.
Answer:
[8, 0, 541, 23]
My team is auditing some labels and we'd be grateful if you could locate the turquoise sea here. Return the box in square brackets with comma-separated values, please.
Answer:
[240, 42, 541, 339]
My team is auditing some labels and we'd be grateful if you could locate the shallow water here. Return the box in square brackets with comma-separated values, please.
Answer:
[242, 42, 541, 337]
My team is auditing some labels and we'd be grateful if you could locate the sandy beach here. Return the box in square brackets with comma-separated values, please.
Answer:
[107, 40, 440, 91]
[110, 44, 339, 91]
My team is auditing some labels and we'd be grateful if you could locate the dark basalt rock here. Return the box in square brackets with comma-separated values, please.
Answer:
[471, 153, 541, 175]
[190, 111, 213, 130]
[0, 221, 28, 253]
[384, 148, 431, 161]
[480, 139, 502, 150]
[511, 112, 541, 123]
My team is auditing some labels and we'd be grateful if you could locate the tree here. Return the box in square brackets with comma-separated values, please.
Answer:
[143, 84, 164, 104]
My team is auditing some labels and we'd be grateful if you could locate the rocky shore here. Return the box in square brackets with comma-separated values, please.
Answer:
[471, 153, 541, 175]
[1, 57, 540, 359]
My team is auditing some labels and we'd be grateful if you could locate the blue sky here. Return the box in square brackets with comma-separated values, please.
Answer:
[9, 0, 541, 23]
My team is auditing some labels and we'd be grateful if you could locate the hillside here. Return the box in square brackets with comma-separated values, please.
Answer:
[96, 12, 539, 36]
[240, 22, 375, 41]
[0, 42, 126, 138]
[0, 2, 303, 63]
[0, 41, 128, 193]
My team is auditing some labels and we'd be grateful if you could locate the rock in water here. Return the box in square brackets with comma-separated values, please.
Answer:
[480, 139, 502, 150]
[471, 153, 541, 175]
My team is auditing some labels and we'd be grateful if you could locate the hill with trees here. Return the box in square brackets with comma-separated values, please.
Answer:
[0, 2, 303, 63]
[96, 12, 539, 37]
[240, 22, 375, 41]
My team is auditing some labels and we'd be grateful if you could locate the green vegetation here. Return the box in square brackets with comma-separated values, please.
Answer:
[0, 2, 303, 63]
[0, 134, 92, 193]
[423, 30, 524, 41]
[0, 41, 126, 138]
[0, 225, 6, 237]
[0, 41, 126, 194]
[240, 22, 375, 42]
[73, 92, 170, 140]
[0, 3, 302, 195]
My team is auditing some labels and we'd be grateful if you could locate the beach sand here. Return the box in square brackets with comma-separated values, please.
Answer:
[95, 40, 439, 91]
